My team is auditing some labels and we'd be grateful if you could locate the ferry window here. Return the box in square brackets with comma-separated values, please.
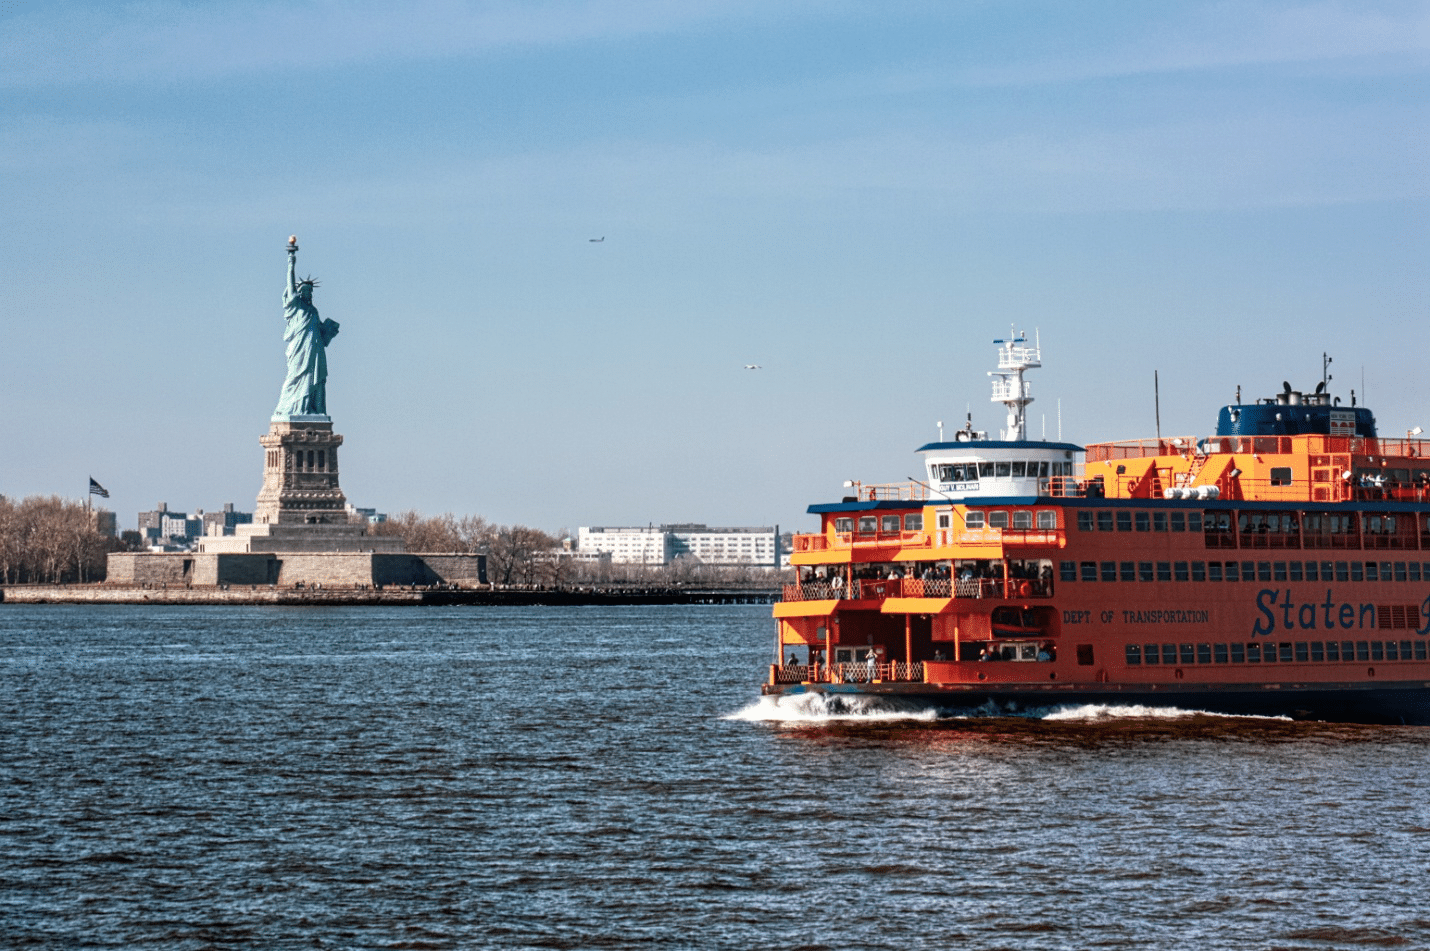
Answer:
[1326, 641, 1340, 662]
[1356, 641, 1370, 661]
[1116, 511, 1132, 531]
[1196, 644, 1212, 664]
[1097, 511, 1114, 531]
[1140, 562, 1155, 582]
[1157, 562, 1171, 582]
[1179, 644, 1195, 664]
[1280, 643, 1294, 663]
[1417, 642, 1427, 661]
[1161, 644, 1177, 664]
[904, 514, 923, 531]
[1305, 562, 1319, 581]
[835, 517, 853, 532]
[1325, 561, 1338, 580]
[1270, 467, 1293, 486]
[1289, 562, 1303, 582]
[1143, 644, 1160, 665]
[965, 511, 985, 529]
[1076, 645, 1094, 666]
[1080, 561, 1096, 581]
[881, 515, 901, 533]
[1209, 562, 1223, 582]
[1125, 644, 1142, 665]
[1386, 642, 1400, 661]
[988, 511, 1009, 529]
[1011, 461, 1027, 478]
[1214, 643, 1228, 664]
[995, 462, 1011, 478]
[1363, 562, 1377, 582]
[1225, 562, 1240, 582]
[1171, 512, 1186, 532]
[964, 466, 980, 482]
[979, 462, 995, 478]
[1120, 562, 1136, 582]
[1381, 561, 1393, 580]
[1038, 461, 1050, 477]
[1135, 512, 1150, 532]
[1351, 562, 1364, 582]
[1077, 511, 1094, 532]
[1247, 642, 1261, 663]
[1061, 561, 1077, 581]
[1424, 562, 1430, 580]
[1036, 510, 1056, 529]
[937, 513, 951, 529]
[1403, 640, 1415, 660]
[1153, 512, 1167, 532]
[1192, 561, 1206, 581]
[1101, 561, 1117, 581]
[1311, 641, 1324, 662]
[1175, 562, 1189, 582]
[858, 516, 878, 533]
[1258, 562, 1272, 582]
[1295, 643, 1309, 663]
[1012, 511, 1033, 530]
[1395, 562, 1407, 581]
[1242, 561, 1255, 580]
[1188, 512, 1203, 532]
[1371, 641, 1384, 661]
[1231, 643, 1246, 663]
[1273, 562, 1287, 582]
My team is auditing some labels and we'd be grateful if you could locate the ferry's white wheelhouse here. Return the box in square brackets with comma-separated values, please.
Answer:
[921, 441, 1082, 500]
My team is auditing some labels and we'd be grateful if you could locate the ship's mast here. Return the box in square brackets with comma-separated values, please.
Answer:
[989, 329, 1040, 441]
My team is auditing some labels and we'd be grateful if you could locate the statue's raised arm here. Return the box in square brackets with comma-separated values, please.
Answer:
[272, 236, 340, 420]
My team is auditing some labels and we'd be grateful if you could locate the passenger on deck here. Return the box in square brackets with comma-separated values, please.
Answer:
[865, 649, 879, 681]
[1037, 644, 1053, 662]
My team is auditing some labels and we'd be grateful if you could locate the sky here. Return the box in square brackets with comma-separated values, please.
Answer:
[2, 0, 1428, 535]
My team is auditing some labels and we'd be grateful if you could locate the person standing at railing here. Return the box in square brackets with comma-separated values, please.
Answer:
[865, 648, 879, 682]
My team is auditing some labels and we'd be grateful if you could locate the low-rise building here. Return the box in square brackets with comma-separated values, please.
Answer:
[577, 524, 780, 566]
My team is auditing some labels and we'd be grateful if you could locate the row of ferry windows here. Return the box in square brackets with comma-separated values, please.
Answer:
[1126, 640, 1428, 666]
[933, 461, 1076, 482]
[1077, 509, 1418, 536]
[1060, 560, 1430, 583]
[834, 511, 1059, 533]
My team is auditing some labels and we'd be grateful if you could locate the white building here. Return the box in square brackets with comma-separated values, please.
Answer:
[578, 524, 780, 567]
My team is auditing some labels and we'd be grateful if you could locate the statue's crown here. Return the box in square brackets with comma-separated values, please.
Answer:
[299, 275, 320, 287]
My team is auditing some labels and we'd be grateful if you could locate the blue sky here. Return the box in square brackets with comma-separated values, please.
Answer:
[2, 1, 1427, 534]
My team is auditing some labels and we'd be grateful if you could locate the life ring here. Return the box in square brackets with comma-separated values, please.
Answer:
[1016, 580, 1031, 598]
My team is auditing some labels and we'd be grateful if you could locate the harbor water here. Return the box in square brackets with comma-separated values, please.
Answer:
[3, 604, 1430, 949]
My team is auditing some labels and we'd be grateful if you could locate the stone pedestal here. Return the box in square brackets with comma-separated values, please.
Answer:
[254, 418, 348, 525]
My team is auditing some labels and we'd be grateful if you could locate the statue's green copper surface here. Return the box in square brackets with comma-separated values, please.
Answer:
[273, 241, 340, 420]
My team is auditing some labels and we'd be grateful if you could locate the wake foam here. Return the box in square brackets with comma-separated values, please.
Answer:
[729, 697, 1291, 724]
[726, 693, 940, 723]
[1041, 703, 1290, 722]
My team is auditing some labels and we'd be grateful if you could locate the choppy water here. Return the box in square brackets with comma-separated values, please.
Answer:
[3, 604, 1430, 950]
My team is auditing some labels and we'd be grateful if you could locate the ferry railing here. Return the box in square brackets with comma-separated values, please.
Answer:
[843, 481, 930, 502]
[791, 530, 931, 553]
[778, 576, 1053, 606]
[770, 664, 811, 684]
[1084, 434, 1430, 464]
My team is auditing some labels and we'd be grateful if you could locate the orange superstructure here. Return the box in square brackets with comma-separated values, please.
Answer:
[763, 338, 1430, 723]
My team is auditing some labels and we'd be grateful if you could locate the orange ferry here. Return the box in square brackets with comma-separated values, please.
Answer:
[765, 334, 1430, 723]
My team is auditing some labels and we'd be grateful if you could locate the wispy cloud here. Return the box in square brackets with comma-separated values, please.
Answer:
[0, 0, 791, 87]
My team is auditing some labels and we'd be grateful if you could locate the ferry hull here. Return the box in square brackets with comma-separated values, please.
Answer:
[764, 680, 1430, 725]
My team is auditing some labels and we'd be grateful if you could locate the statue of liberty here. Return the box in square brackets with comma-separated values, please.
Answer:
[273, 236, 340, 419]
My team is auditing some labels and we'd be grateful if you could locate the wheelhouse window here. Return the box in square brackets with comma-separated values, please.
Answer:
[1012, 511, 1033, 530]
[834, 517, 853, 533]
[995, 462, 1011, 478]
[988, 511, 1010, 529]
[1036, 510, 1057, 530]
[1011, 461, 1027, 477]
[858, 516, 877, 533]
[881, 515, 901, 533]
[964, 511, 985, 529]
[904, 513, 923, 531]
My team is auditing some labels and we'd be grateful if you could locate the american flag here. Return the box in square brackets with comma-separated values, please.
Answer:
[88, 477, 109, 499]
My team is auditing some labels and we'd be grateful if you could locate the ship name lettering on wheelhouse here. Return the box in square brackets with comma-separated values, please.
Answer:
[1252, 589, 1430, 636]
